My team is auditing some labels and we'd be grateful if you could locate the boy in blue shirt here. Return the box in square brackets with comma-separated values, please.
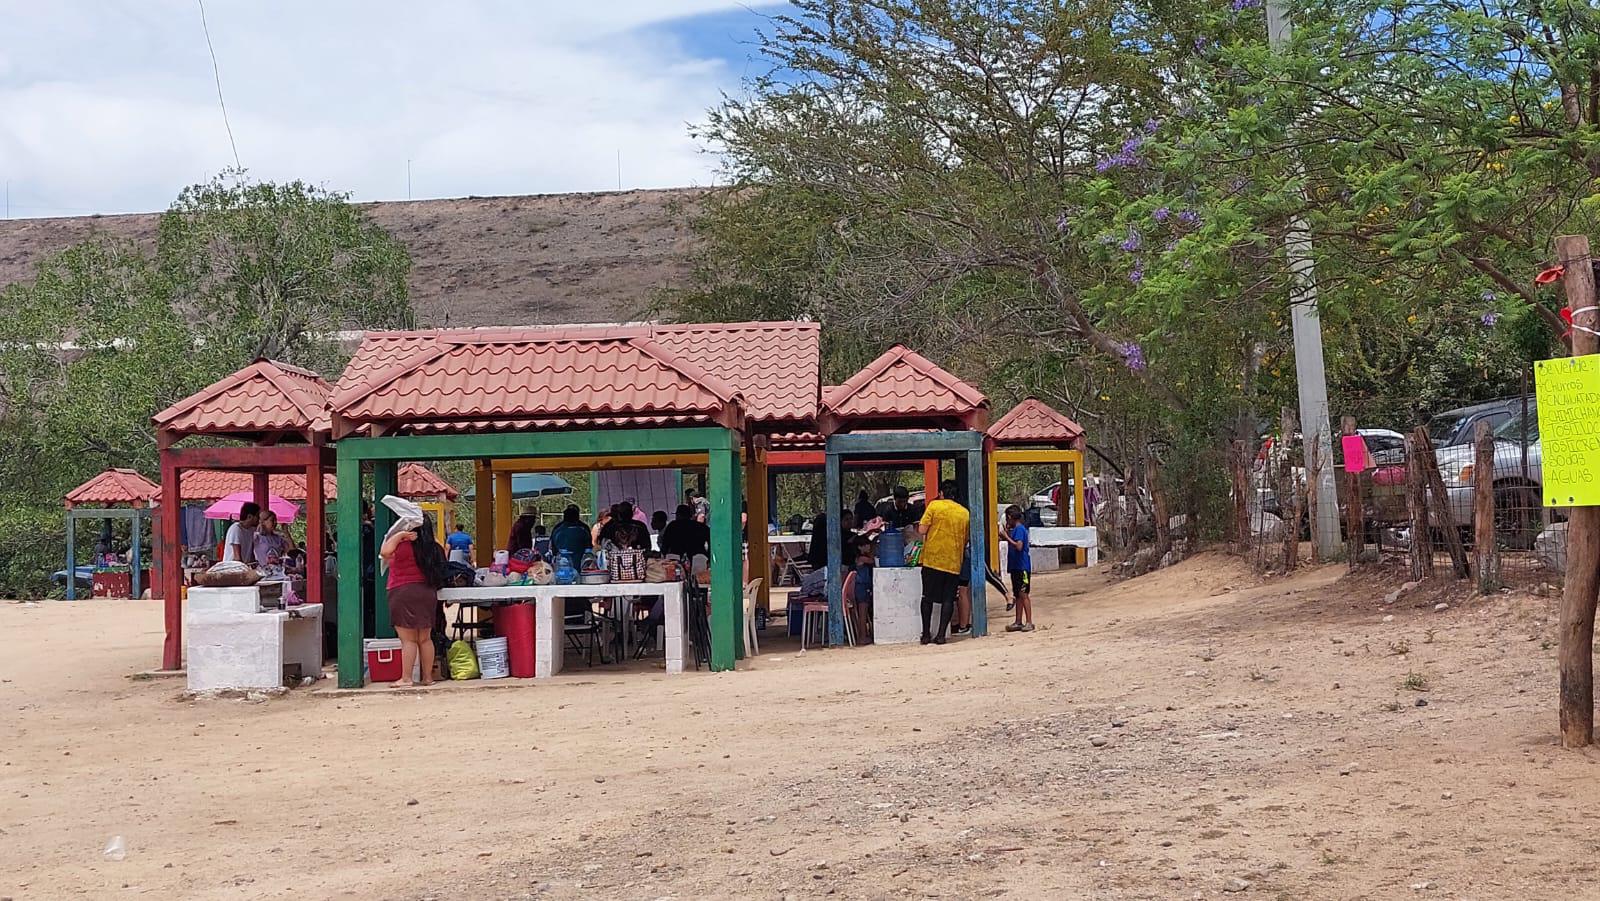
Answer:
[1001, 505, 1034, 632]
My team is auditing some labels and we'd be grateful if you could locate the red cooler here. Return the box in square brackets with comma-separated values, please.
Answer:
[364, 638, 403, 683]
[498, 602, 537, 678]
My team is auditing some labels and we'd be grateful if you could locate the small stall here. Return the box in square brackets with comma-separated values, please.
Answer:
[983, 398, 1092, 571]
[818, 346, 992, 644]
[153, 359, 337, 671]
[62, 469, 161, 600]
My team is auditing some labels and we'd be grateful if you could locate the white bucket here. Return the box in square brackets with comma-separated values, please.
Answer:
[476, 636, 509, 679]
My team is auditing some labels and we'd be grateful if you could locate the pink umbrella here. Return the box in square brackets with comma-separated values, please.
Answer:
[203, 491, 300, 524]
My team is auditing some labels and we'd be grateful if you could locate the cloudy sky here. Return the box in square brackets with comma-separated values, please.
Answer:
[0, 1, 787, 218]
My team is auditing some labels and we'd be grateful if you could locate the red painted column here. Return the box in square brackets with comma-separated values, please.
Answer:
[252, 471, 270, 515]
[159, 453, 184, 670]
[923, 460, 940, 499]
[305, 462, 325, 605]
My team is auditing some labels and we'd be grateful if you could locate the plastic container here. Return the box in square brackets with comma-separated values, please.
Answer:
[554, 552, 577, 585]
[476, 636, 509, 679]
[877, 528, 906, 567]
[497, 602, 537, 678]
[364, 638, 403, 683]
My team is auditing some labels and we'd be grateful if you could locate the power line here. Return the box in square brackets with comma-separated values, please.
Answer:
[196, 0, 241, 169]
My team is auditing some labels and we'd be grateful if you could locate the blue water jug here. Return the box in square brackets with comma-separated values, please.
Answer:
[877, 528, 906, 567]
[554, 551, 577, 585]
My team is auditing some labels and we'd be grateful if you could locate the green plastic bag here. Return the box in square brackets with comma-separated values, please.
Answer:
[447, 640, 480, 680]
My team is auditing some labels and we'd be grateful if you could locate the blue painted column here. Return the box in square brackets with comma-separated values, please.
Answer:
[65, 511, 77, 600]
[336, 450, 365, 688]
[965, 446, 988, 636]
[824, 449, 844, 645]
[130, 508, 143, 600]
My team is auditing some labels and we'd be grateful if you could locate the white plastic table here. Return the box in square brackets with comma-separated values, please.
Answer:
[437, 583, 688, 677]
[1027, 526, 1100, 566]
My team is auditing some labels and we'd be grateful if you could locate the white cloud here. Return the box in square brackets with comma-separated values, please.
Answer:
[0, 0, 778, 216]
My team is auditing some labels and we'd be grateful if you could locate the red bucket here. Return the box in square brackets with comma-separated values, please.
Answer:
[497, 602, 537, 678]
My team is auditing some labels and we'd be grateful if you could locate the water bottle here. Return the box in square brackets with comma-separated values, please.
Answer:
[554, 551, 576, 585]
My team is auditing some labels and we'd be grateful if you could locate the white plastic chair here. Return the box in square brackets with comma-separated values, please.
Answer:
[742, 578, 763, 656]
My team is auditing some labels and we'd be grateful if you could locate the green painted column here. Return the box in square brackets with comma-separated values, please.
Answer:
[824, 450, 844, 645]
[371, 459, 398, 639]
[336, 451, 365, 688]
[707, 440, 742, 671]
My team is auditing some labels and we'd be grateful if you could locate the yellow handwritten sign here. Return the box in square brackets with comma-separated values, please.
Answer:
[1535, 354, 1600, 507]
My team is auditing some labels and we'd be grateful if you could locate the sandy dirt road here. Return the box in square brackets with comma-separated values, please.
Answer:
[3, 555, 1598, 900]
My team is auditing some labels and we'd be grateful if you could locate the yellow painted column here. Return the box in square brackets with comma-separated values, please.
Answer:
[493, 470, 513, 552]
[745, 447, 771, 612]
[1070, 454, 1087, 566]
[474, 461, 493, 566]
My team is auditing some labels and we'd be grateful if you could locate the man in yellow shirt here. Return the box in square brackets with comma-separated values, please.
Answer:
[916, 480, 970, 645]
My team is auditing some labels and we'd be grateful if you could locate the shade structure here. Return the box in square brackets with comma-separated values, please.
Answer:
[461, 472, 572, 499]
[203, 491, 300, 524]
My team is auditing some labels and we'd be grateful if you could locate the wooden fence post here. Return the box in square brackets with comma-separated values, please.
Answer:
[1279, 407, 1301, 572]
[1342, 416, 1364, 566]
[1404, 427, 1435, 581]
[1557, 234, 1600, 747]
[1418, 430, 1472, 579]
[1147, 449, 1171, 561]
[1305, 439, 1322, 564]
[1472, 420, 1499, 593]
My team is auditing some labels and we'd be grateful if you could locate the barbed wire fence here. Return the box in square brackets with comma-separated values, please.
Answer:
[1239, 393, 1558, 589]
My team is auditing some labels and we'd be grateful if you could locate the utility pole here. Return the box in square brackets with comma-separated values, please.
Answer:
[1265, 0, 1340, 560]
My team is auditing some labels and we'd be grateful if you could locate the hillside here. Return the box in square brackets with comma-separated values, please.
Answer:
[0, 187, 707, 327]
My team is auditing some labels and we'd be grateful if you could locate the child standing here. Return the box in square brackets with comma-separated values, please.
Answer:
[1002, 504, 1034, 632]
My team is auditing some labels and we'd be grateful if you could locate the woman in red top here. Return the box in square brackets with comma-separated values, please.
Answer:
[379, 515, 448, 686]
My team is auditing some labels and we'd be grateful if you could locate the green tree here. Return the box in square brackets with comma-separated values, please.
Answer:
[0, 173, 414, 597]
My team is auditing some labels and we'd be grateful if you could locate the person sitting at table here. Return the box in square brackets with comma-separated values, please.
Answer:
[506, 514, 536, 555]
[840, 537, 876, 644]
[446, 524, 473, 565]
[549, 505, 591, 565]
[806, 511, 863, 570]
[590, 508, 611, 549]
[599, 502, 650, 551]
[659, 504, 710, 560]
[252, 509, 295, 570]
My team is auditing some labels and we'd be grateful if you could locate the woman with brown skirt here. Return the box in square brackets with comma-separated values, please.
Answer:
[379, 515, 448, 686]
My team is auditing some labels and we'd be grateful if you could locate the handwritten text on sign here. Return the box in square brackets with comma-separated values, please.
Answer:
[1535, 354, 1600, 507]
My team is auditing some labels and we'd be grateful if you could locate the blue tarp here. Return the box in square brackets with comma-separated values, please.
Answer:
[460, 472, 573, 500]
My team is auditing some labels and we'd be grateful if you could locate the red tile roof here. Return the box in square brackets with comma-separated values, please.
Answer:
[821, 345, 988, 432]
[330, 325, 779, 436]
[178, 471, 338, 502]
[986, 398, 1086, 446]
[396, 463, 459, 500]
[64, 469, 161, 508]
[153, 359, 332, 441]
[176, 464, 454, 502]
[651, 321, 820, 426]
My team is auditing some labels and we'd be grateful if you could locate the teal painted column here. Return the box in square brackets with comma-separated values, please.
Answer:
[336, 452, 365, 688]
[707, 441, 741, 671]
[65, 511, 77, 600]
[130, 508, 143, 600]
[589, 473, 601, 521]
[824, 451, 844, 645]
[371, 459, 398, 639]
[964, 446, 988, 637]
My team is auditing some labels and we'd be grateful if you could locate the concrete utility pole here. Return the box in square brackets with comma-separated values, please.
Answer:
[1265, 0, 1340, 560]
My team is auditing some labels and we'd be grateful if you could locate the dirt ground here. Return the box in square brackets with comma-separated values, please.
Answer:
[4, 553, 1599, 900]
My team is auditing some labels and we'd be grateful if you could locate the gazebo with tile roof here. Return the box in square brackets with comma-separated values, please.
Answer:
[983, 398, 1090, 571]
[462, 322, 822, 617]
[818, 345, 993, 643]
[152, 359, 336, 670]
[326, 323, 814, 684]
[62, 469, 162, 601]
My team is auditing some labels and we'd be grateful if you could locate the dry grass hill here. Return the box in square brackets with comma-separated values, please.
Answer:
[0, 187, 707, 327]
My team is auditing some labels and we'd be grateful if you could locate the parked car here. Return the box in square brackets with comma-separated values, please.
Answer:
[1430, 410, 1543, 543]
[1255, 428, 1406, 522]
[1369, 403, 1543, 535]
[1425, 397, 1536, 448]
